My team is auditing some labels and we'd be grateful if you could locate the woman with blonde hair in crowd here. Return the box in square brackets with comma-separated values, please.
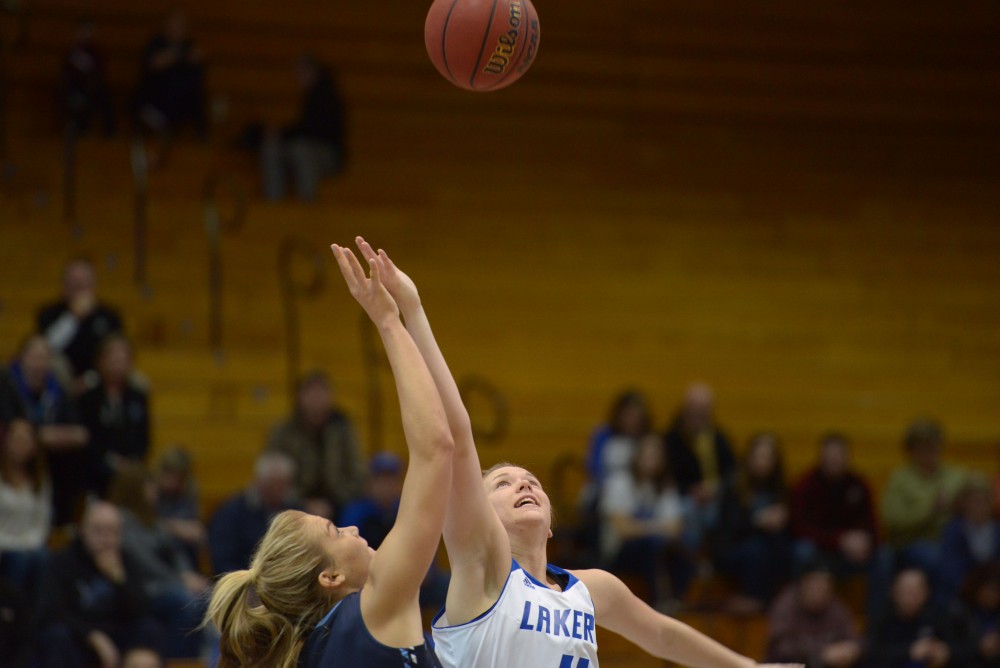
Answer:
[205, 240, 453, 667]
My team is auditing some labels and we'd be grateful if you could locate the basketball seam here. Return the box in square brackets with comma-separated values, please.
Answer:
[469, 0, 500, 90]
[491, 1, 535, 90]
[441, 0, 463, 86]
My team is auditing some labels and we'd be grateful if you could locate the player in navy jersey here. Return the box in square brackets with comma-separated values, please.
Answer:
[205, 241, 453, 668]
[357, 237, 804, 668]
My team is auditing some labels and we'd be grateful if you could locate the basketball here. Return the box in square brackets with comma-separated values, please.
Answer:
[424, 0, 541, 92]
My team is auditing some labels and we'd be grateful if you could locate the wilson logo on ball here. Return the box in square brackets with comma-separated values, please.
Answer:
[425, 0, 541, 92]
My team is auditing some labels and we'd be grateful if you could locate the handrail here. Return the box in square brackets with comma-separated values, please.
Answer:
[277, 236, 326, 403]
[203, 171, 248, 357]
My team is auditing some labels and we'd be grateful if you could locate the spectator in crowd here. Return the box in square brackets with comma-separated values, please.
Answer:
[122, 646, 165, 668]
[664, 383, 736, 540]
[874, 418, 967, 611]
[962, 562, 1000, 668]
[109, 464, 208, 658]
[0, 576, 33, 668]
[154, 446, 205, 567]
[36, 258, 124, 384]
[340, 451, 450, 610]
[766, 560, 862, 667]
[713, 431, 793, 614]
[265, 370, 364, 520]
[261, 55, 345, 201]
[340, 451, 405, 549]
[791, 432, 878, 576]
[8, 334, 89, 524]
[586, 389, 653, 483]
[864, 568, 973, 668]
[600, 432, 694, 607]
[208, 450, 301, 574]
[135, 10, 207, 136]
[0, 419, 52, 597]
[59, 18, 115, 137]
[939, 476, 1000, 603]
[0, 367, 26, 422]
[78, 334, 151, 497]
[36, 501, 162, 668]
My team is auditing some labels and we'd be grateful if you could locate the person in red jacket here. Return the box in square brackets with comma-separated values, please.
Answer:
[790, 432, 878, 577]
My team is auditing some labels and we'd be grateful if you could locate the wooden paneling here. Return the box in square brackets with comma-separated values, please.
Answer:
[2, 0, 999, 533]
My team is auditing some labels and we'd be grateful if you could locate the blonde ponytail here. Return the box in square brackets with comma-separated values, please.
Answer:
[205, 511, 336, 668]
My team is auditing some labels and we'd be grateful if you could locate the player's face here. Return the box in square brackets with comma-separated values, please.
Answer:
[310, 515, 374, 590]
[485, 467, 552, 534]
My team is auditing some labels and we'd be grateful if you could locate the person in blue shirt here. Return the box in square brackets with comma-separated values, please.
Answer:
[205, 240, 453, 668]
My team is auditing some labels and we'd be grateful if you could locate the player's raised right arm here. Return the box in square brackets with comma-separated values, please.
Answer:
[356, 237, 511, 623]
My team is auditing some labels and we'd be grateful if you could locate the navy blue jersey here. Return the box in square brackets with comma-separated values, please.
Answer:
[300, 592, 440, 668]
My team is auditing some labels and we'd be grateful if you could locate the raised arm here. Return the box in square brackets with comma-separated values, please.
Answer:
[356, 237, 510, 624]
[576, 569, 803, 668]
[329, 244, 454, 631]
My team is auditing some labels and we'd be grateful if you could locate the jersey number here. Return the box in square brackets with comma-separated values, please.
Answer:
[559, 656, 590, 668]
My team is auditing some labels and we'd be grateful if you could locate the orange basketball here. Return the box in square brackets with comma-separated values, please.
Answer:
[424, 0, 540, 92]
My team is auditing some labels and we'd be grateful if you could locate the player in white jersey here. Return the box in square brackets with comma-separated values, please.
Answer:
[355, 237, 802, 668]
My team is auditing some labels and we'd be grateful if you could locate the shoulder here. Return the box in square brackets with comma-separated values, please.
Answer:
[570, 568, 631, 608]
[37, 301, 65, 324]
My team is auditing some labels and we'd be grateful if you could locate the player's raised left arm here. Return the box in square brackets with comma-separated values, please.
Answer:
[574, 569, 803, 668]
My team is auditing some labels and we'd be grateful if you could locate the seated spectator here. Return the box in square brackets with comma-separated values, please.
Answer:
[0, 419, 52, 597]
[865, 568, 974, 668]
[36, 258, 124, 385]
[962, 562, 1000, 668]
[767, 560, 862, 667]
[109, 464, 207, 659]
[261, 55, 345, 201]
[873, 418, 967, 613]
[586, 389, 652, 483]
[265, 370, 365, 520]
[59, 18, 115, 137]
[122, 646, 164, 668]
[36, 501, 163, 668]
[600, 432, 694, 607]
[664, 383, 736, 540]
[791, 431, 877, 576]
[208, 450, 300, 574]
[135, 10, 207, 136]
[154, 446, 205, 567]
[8, 334, 89, 524]
[0, 577, 33, 668]
[78, 334, 151, 497]
[713, 431, 793, 613]
[939, 476, 1000, 603]
[340, 451, 449, 610]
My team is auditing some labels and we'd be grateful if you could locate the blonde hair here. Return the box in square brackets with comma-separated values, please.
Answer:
[205, 510, 335, 668]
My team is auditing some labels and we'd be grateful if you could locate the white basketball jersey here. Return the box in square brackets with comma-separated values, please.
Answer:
[432, 560, 599, 668]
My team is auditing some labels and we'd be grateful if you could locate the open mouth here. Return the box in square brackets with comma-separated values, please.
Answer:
[515, 496, 539, 509]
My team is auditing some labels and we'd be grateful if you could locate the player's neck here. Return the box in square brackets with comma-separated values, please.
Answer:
[510, 541, 554, 591]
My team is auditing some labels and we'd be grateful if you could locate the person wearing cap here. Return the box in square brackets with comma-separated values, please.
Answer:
[766, 560, 862, 667]
[340, 451, 450, 610]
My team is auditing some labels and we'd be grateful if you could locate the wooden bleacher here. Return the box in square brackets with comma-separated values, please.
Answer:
[2, 0, 1000, 664]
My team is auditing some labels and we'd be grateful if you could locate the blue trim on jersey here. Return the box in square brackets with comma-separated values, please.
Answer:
[314, 599, 344, 629]
[431, 559, 581, 631]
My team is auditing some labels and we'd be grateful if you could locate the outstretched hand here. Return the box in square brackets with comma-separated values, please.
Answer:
[355, 236, 421, 316]
[331, 242, 399, 327]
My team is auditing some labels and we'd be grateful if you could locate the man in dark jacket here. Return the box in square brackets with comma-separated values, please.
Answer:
[36, 502, 162, 668]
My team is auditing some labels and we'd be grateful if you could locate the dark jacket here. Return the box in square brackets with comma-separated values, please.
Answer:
[77, 382, 151, 492]
[865, 603, 976, 668]
[38, 537, 151, 643]
[36, 301, 123, 376]
[791, 467, 878, 552]
[663, 417, 736, 495]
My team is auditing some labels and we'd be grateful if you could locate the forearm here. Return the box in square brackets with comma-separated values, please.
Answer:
[399, 306, 473, 437]
[376, 318, 453, 461]
[655, 616, 755, 668]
